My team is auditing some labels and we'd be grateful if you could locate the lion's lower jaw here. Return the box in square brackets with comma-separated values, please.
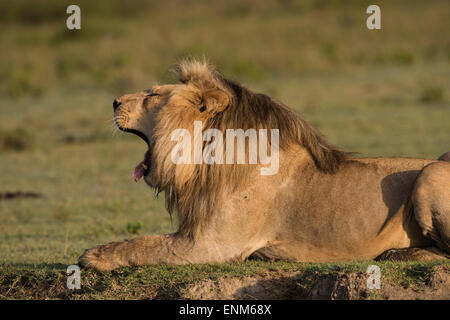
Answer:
[144, 174, 156, 188]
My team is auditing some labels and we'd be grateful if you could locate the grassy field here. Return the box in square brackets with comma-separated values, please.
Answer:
[1, 260, 448, 299]
[0, 0, 449, 299]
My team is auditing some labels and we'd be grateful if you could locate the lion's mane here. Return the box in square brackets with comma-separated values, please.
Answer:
[150, 59, 348, 239]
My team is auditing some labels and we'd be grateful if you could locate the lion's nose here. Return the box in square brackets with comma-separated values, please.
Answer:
[113, 99, 122, 111]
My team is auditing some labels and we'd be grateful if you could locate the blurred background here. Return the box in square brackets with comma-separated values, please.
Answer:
[0, 0, 449, 265]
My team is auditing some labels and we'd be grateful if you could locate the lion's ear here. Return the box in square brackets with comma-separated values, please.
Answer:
[200, 89, 229, 113]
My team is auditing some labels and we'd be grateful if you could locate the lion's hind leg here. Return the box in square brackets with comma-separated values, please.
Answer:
[412, 162, 450, 254]
[376, 247, 449, 261]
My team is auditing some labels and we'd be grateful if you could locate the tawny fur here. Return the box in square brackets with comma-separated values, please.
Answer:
[79, 60, 450, 271]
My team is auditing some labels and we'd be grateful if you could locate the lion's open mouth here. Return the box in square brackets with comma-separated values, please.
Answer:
[117, 126, 151, 182]
[133, 149, 151, 182]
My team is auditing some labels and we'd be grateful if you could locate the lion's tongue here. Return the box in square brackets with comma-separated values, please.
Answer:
[133, 150, 150, 182]
[133, 162, 146, 182]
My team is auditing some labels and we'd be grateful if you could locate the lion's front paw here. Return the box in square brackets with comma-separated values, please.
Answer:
[78, 242, 126, 272]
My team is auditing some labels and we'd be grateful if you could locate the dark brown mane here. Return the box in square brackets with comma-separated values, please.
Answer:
[217, 78, 348, 173]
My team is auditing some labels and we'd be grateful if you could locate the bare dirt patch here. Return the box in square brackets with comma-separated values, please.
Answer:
[0, 191, 42, 200]
[185, 266, 450, 300]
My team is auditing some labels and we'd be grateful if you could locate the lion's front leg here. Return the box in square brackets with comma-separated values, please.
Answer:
[78, 235, 182, 272]
[78, 230, 262, 272]
[78, 241, 130, 272]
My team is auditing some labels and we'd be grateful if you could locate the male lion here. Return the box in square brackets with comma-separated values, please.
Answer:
[79, 60, 450, 271]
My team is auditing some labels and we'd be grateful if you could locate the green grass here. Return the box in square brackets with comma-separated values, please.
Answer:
[1, 261, 448, 299]
[0, 0, 449, 299]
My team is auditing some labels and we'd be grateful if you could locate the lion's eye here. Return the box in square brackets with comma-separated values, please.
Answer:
[146, 91, 160, 98]
[144, 89, 159, 97]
